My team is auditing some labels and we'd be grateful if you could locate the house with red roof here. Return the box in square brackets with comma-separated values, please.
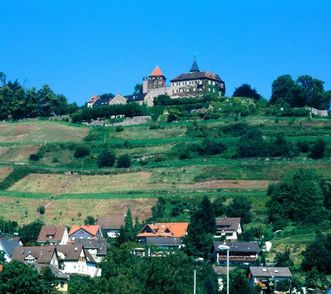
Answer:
[68, 225, 103, 241]
[137, 222, 189, 249]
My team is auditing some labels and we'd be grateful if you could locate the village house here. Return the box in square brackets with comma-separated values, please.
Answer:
[97, 215, 125, 238]
[72, 238, 107, 263]
[13, 245, 59, 268]
[68, 225, 103, 241]
[0, 237, 23, 262]
[56, 244, 101, 277]
[12, 245, 69, 292]
[215, 217, 242, 240]
[137, 222, 189, 249]
[214, 241, 261, 265]
[248, 266, 292, 290]
[37, 225, 69, 245]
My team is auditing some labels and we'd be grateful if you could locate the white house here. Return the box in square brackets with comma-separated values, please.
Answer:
[56, 244, 101, 277]
[215, 217, 242, 240]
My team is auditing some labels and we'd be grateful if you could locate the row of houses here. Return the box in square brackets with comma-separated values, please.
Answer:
[0, 215, 292, 292]
[87, 59, 226, 107]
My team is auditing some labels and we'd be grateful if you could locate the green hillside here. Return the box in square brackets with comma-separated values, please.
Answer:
[0, 115, 330, 282]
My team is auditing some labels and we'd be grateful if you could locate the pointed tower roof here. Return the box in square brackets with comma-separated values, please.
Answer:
[150, 66, 165, 77]
[190, 58, 200, 73]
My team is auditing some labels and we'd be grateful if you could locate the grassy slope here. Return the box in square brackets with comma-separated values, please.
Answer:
[0, 116, 330, 278]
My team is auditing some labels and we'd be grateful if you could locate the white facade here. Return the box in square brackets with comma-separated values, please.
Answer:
[60, 229, 69, 245]
[58, 248, 101, 278]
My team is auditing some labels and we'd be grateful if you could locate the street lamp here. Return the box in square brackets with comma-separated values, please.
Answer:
[193, 257, 204, 294]
[218, 244, 230, 294]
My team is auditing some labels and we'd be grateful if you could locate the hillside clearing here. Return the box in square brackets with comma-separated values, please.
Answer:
[0, 196, 155, 225]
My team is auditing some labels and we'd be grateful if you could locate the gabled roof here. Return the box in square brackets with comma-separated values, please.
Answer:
[37, 225, 67, 243]
[137, 222, 189, 238]
[56, 244, 96, 263]
[13, 246, 57, 265]
[72, 239, 108, 256]
[171, 71, 224, 83]
[214, 241, 260, 253]
[69, 225, 101, 237]
[150, 66, 165, 77]
[97, 215, 125, 230]
[215, 218, 241, 231]
[249, 266, 292, 278]
[0, 237, 22, 258]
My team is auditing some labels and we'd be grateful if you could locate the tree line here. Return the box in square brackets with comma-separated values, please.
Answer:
[0, 72, 78, 120]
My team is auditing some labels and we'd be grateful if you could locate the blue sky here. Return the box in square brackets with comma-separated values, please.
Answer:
[1, 0, 330, 105]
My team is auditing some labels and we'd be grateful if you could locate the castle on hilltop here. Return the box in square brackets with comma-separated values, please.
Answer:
[87, 59, 225, 107]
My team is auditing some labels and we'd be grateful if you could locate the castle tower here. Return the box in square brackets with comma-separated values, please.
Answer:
[148, 66, 166, 90]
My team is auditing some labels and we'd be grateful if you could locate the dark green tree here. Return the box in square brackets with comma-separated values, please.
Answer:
[184, 196, 215, 259]
[117, 154, 131, 168]
[220, 269, 255, 294]
[297, 75, 330, 109]
[97, 149, 116, 167]
[236, 128, 268, 158]
[74, 145, 90, 158]
[309, 138, 326, 159]
[151, 197, 166, 221]
[273, 247, 294, 267]
[68, 275, 99, 294]
[0, 260, 46, 294]
[19, 219, 44, 244]
[232, 83, 262, 100]
[267, 169, 326, 224]
[84, 215, 96, 225]
[226, 195, 252, 224]
[301, 232, 331, 273]
[40, 266, 58, 293]
[117, 208, 136, 245]
[270, 75, 297, 106]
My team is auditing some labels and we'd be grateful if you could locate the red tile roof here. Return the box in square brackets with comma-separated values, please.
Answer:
[137, 222, 189, 238]
[68, 225, 100, 237]
[149, 66, 164, 77]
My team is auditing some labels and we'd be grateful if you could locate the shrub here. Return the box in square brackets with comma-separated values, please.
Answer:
[200, 138, 226, 155]
[97, 149, 116, 167]
[309, 139, 326, 159]
[52, 157, 59, 163]
[37, 206, 45, 215]
[29, 153, 40, 161]
[297, 141, 310, 153]
[74, 145, 90, 158]
[117, 154, 131, 168]
[115, 126, 124, 132]
[84, 215, 96, 225]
